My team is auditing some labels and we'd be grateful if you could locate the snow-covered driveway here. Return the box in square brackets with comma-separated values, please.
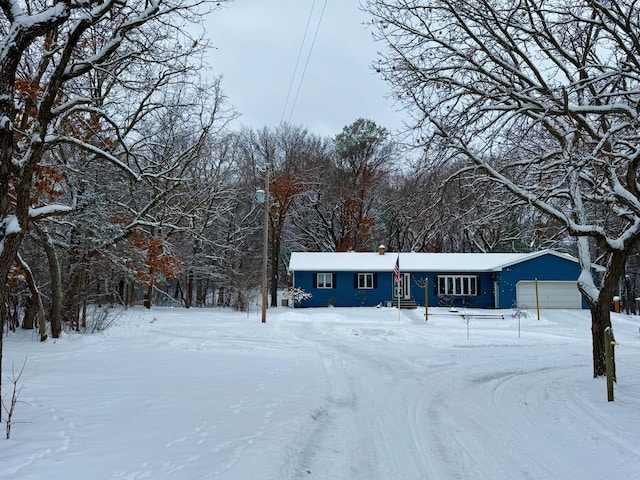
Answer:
[275, 309, 640, 479]
[2, 306, 639, 479]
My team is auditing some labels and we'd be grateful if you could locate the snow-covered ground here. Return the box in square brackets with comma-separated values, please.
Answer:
[1, 305, 639, 479]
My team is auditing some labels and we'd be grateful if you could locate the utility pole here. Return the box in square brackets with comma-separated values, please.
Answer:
[261, 167, 269, 323]
[255, 166, 269, 324]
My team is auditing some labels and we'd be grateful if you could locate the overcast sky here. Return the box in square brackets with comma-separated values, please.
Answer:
[205, 1, 407, 137]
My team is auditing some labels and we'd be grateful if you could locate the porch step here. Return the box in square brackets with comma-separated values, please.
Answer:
[393, 299, 418, 309]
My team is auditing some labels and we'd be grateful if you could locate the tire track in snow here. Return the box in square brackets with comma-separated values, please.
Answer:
[420, 355, 638, 480]
[277, 310, 640, 479]
[286, 314, 450, 479]
[419, 364, 558, 479]
[280, 352, 381, 480]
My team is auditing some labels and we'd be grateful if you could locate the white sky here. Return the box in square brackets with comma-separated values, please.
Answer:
[204, 0, 407, 137]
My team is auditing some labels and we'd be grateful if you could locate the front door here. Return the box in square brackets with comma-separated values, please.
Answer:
[394, 273, 411, 300]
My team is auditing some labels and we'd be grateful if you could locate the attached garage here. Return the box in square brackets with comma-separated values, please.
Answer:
[516, 281, 583, 309]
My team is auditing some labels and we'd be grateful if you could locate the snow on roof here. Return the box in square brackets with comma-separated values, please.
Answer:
[288, 249, 592, 273]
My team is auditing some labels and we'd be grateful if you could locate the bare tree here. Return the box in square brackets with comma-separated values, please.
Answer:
[0, 0, 226, 401]
[374, 158, 561, 254]
[235, 124, 328, 307]
[365, 0, 640, 376]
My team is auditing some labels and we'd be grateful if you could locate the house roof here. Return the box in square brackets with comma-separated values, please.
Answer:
[288, 249, 603, 273]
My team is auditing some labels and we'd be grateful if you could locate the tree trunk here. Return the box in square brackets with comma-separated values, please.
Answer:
[35, 227, 63, 338]
[185, 271, 193, 308]
[47, 255, 63, 338]
[22, 297, 34, 330]
[196, 278, 205, 307]
[81, 297, 87, 330]
[623, 275, 636, 315]
[0, 293, 5, 408]
[584, 250, 627, 377]
[17, 254, 47, 341]
[79, 270, 87, 330]
[118, 279, 125, 305]
[590, 300, 611, 377]
[129, 283, 136, 307]
[270, 231, 279, 307]
[144, 283, 152, 309]
[218, 287, 225, 307]
[22, 293, 47, 342]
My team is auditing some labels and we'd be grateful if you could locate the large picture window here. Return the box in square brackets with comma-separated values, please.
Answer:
[358, 273, 374, 289]
[437, 275, 478, 296]
[316, 273, 333, 289]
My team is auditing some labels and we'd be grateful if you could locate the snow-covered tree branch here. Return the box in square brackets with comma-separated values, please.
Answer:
[366, 0, 640, 376]
[0, 0, 228, 405]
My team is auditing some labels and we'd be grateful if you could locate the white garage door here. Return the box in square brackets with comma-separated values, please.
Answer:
[516, 281, 583, 309]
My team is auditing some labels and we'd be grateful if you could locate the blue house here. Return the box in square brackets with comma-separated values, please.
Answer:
[287, 246, 602, 309]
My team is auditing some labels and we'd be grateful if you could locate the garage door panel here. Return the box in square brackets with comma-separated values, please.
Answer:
[516, 281, 582, 309]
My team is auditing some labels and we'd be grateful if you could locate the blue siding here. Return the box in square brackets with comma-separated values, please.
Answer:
[291, 252, 596, 309]
[495, 253, 587, 309]
[295, 271, 395, 307]
[294, 271, 497, 308]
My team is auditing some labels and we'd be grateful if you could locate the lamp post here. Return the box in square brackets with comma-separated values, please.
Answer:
[255, 167, 269, 323]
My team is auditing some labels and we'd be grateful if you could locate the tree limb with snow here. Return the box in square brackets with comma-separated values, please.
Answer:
[366, 0, 640, 376]
[0, 0, 228, 405]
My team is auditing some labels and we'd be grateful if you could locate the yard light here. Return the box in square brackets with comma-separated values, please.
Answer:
[255, 167, 269, 323]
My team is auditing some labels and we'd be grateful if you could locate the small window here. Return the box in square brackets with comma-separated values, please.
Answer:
[358, 273, 374, 289]
[317, 273, 333, 289]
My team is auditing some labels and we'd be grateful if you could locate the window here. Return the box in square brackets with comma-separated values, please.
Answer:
[437, 275, 478, 295]
[358, 273, 374, 289]
[317, 273, 333, 289]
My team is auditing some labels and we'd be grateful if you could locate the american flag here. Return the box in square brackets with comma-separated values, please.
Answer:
[393, 256, 400, 284]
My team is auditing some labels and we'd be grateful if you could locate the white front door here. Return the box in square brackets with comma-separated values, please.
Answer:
[394, 273, 411, 300]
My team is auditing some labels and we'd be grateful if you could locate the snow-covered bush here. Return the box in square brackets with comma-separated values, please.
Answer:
[282, 287, 312, 307]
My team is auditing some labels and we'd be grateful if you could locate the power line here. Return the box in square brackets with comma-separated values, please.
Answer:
[281, 0, 329, 124]
[288, 0, 328, 123]
[280, 0, 317, 123]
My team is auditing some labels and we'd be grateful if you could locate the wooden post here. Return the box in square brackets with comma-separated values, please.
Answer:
[425, 278, 429, 322]
[613, 296, 620, 313]
[534, 278, 540, 321]
[605, 327, 617, 401]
